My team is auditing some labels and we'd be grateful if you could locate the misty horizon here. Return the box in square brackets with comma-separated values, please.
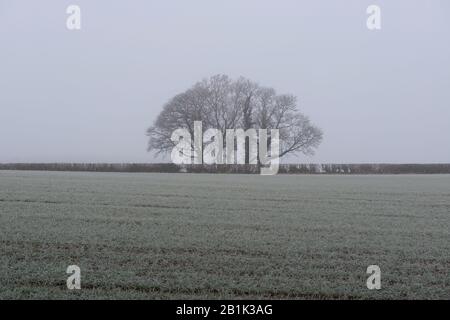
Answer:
[1, 0, 449, 164]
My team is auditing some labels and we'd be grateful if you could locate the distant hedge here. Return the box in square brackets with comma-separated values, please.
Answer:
[0, 163, 180, 173]
[1, 163, 450, 174]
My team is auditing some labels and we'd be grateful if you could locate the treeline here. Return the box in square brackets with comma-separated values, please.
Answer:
[1, 163, 450, 174]
[279, 163, 450, 174]
[0, 163, 180, 173]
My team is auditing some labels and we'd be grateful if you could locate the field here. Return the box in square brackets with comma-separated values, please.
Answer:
[0, 170, 449, 299]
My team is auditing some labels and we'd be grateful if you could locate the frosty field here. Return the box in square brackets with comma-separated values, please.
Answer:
[0, 170, 449, 299]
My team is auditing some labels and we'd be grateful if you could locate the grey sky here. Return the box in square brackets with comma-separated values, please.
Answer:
[0, 0, 449, 163]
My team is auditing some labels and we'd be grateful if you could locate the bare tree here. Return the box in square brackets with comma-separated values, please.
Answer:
[147, 74, 323, 162]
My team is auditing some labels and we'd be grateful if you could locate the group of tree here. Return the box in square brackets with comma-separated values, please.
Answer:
[147, 74, 323, 163]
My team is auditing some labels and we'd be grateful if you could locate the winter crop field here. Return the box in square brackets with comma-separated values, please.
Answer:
[0, 171, 449, 299]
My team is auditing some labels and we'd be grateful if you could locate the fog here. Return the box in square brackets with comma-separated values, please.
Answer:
[0, 0, 449, 163]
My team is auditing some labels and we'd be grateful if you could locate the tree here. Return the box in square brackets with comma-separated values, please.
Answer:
[147, 75, 323, 163]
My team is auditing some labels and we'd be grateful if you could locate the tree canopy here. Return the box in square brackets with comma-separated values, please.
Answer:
[147, 74, 323, 163]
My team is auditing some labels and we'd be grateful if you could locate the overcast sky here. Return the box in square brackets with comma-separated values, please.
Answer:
[0, 0, 449, 163]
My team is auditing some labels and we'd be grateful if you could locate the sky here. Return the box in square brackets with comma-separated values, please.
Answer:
[0, 0, 449, 163]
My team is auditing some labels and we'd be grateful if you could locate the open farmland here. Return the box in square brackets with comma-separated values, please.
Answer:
[0, 170, 449, 299]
